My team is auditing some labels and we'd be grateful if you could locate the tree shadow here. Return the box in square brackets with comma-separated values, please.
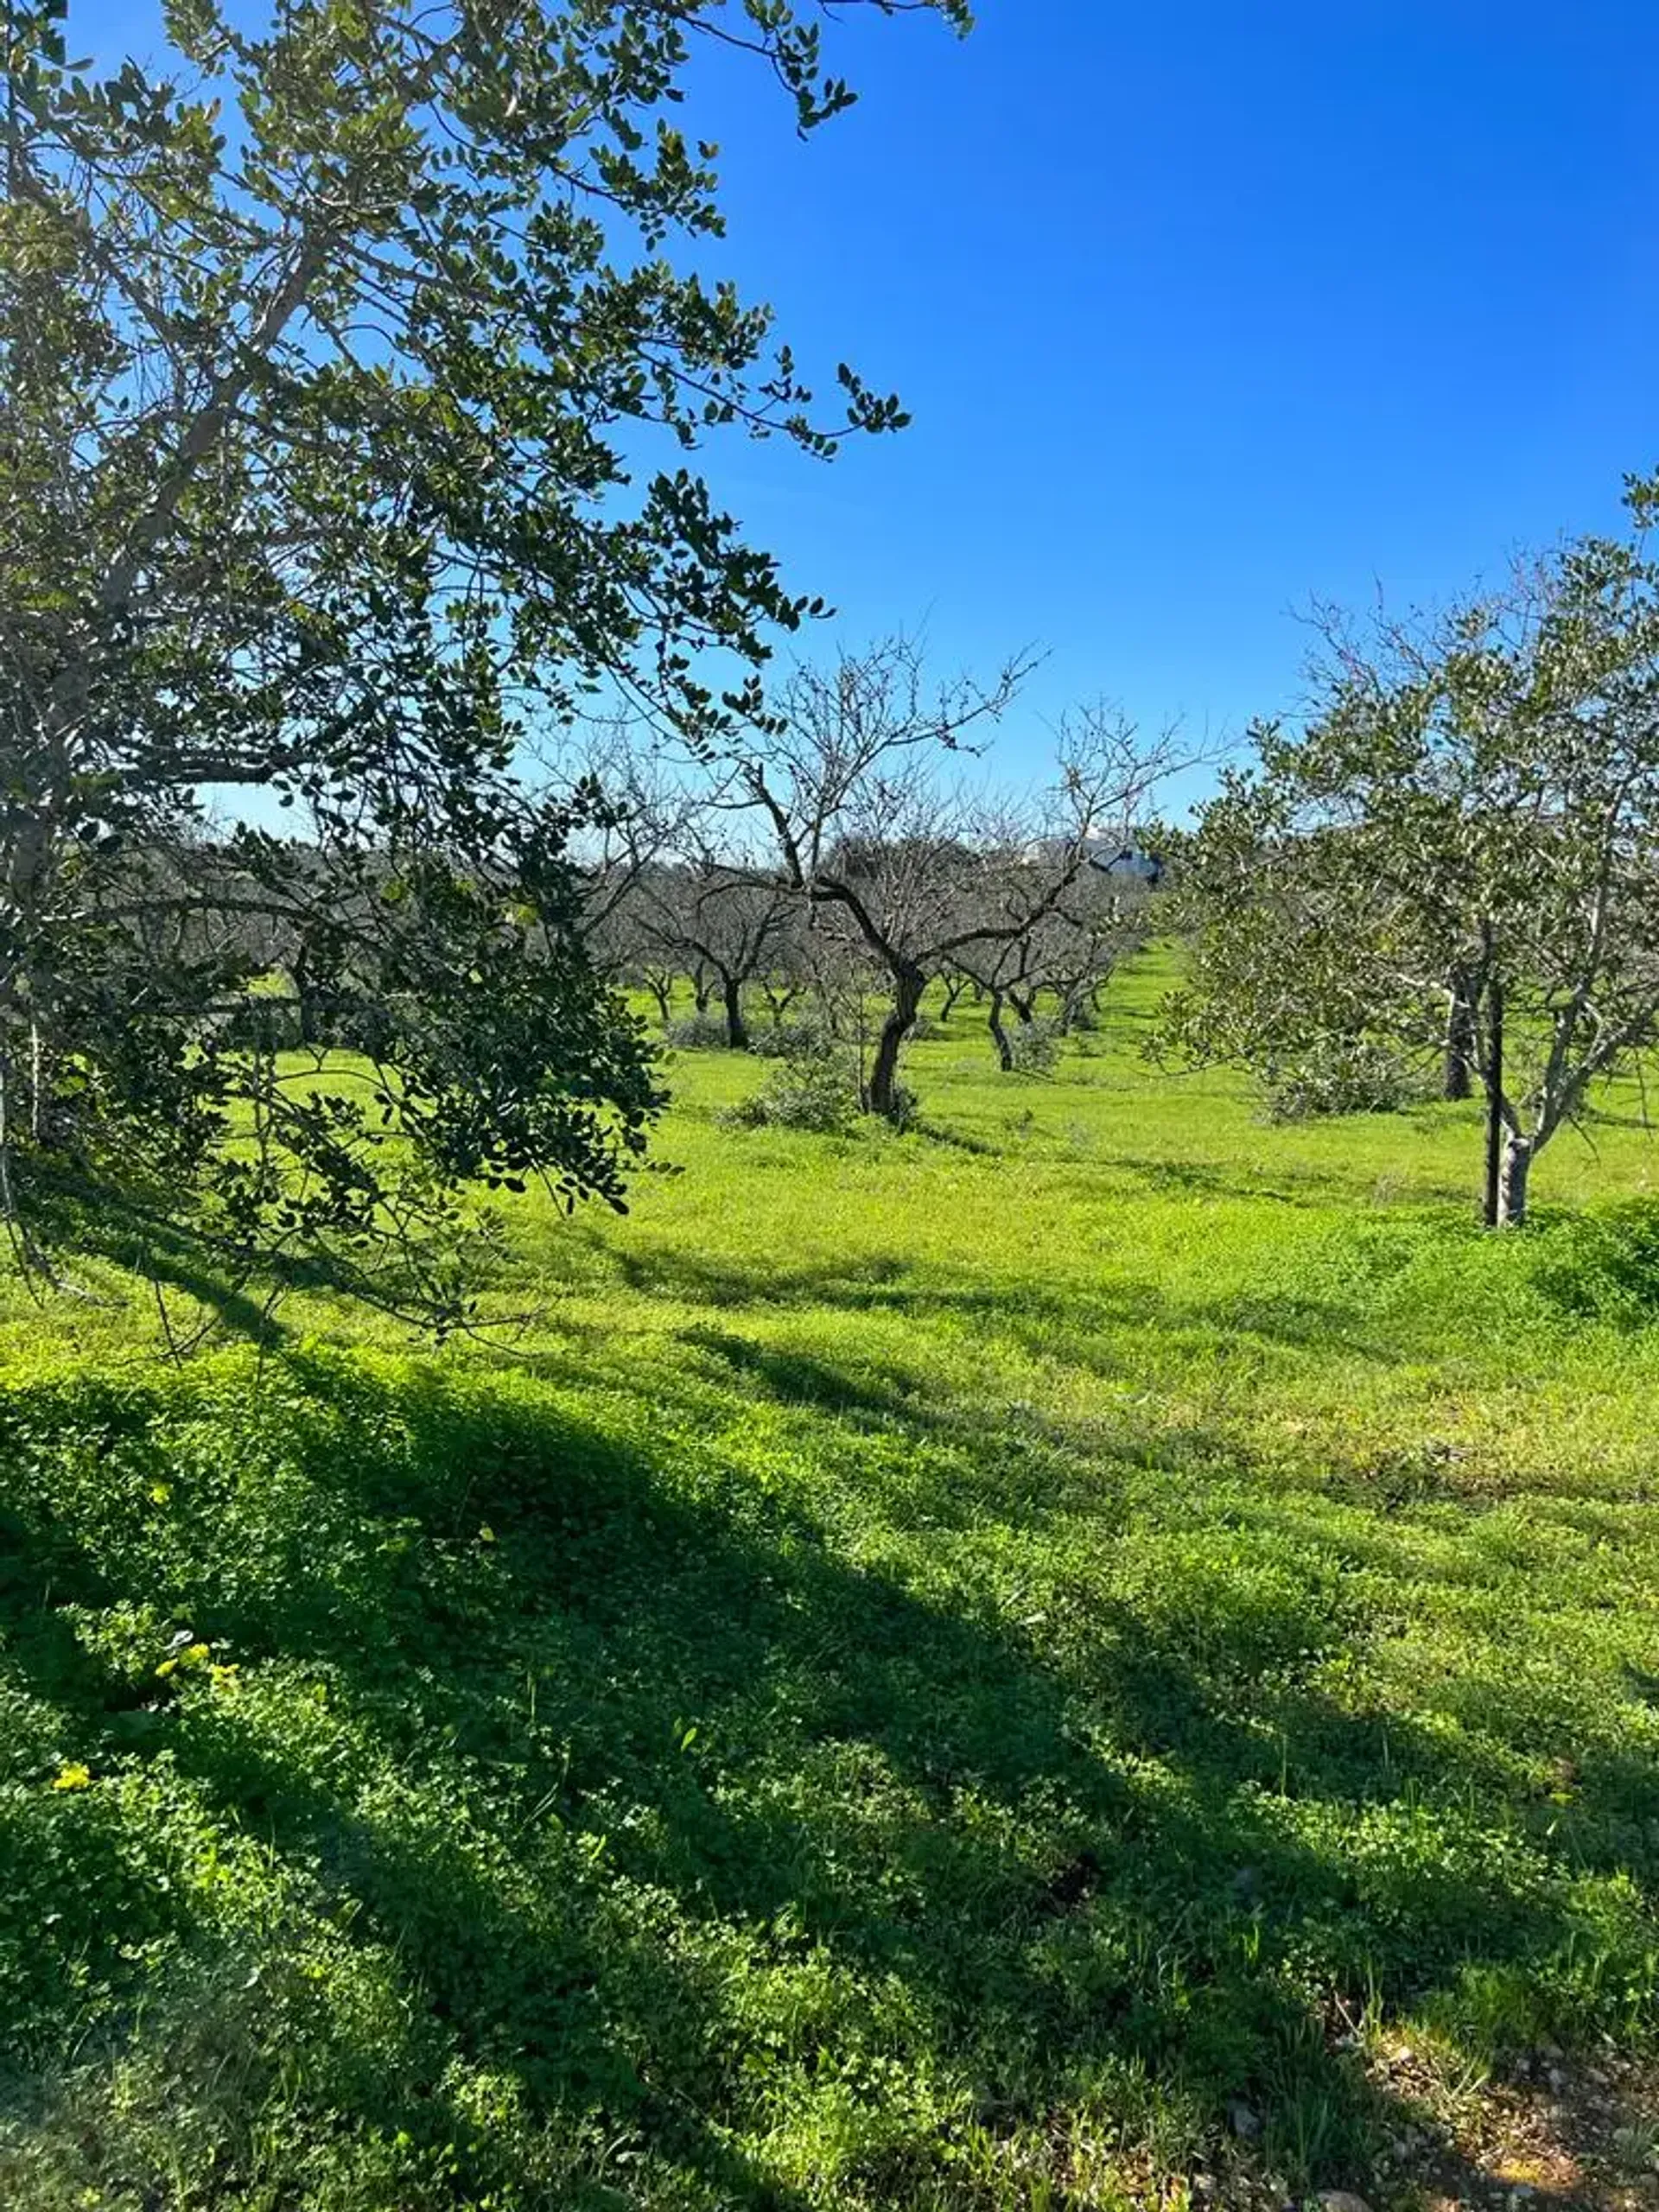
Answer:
[601, 1243, 1403, 1376]
[2, 1352, 1653, 2206]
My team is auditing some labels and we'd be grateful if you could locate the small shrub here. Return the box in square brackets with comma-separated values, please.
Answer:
[664, 1012, 732, 1051]
[1005, 1018, 1061, 1077]
[723, 1049, 860, 1135]
[748, 1018, 833, 1059]
[879, 1084, 923, 1133]
[1262, 1039, 1422, 1121]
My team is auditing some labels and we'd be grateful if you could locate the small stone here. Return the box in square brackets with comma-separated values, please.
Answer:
[1229, 2101, 1262, 2140]
[1317, 2192, 1375, 2212]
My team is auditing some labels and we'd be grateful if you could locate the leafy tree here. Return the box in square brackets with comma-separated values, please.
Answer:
[0, 0, 963, 1319]
[1169, 478, 1659, 1224]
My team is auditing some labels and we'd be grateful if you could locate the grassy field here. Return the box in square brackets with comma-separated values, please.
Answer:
[3, 956, 1659, 2210]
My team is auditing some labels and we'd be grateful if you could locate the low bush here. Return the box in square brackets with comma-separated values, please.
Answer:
[880, 1082, 924, 1131]
[664, 1012, 733, 1051]
[1004, 1017, 1062, 1077]
[1263, 1038, 1425, 1121]
[723, 1046, 861, 1134]
[747, 1016, 835, 1059]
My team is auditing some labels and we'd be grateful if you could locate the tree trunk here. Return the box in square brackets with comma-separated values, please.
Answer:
[692, 966, 711, 1014]
[939, 974, 966, 1022]
[290, 950, 322, 1046]
[1443, 982, 1476, 1100]
[1483, 964, 1505, 1228]
[646, 976, 672, 1026]
[867, 967, 923, 1120]
[1496, 1133, 1534, 1226]
[988, 989, 1014, 1071]
[721, 973, 749, 1051]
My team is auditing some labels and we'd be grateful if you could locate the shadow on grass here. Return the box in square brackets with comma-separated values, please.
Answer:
[600, 1243, 1404, 1376]
[2, 1351, 1654, 2208]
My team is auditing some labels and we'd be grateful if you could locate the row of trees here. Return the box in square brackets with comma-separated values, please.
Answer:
[574, 638, 1177, 1111]
[594, 837, 1152, 1067]
[10, 0, 1656, 1340]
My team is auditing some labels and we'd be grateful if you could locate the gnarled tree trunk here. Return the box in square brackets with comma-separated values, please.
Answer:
[987, 989, 1014, 1071]
[867, 965, 923, 1120]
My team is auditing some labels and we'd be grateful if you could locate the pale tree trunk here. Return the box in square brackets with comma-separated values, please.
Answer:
[1496, 1133, 1534, 1226]
[867, 966, 923, 1120]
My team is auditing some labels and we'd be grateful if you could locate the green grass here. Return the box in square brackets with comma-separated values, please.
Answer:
[3, 954, 1659, 2209]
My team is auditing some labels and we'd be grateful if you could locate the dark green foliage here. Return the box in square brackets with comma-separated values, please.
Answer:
[0, 0, 964, 1317]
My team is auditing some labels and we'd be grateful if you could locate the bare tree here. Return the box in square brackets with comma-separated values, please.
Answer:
[734, 639, 1191, 1117]
[626, 853, 796, 1048]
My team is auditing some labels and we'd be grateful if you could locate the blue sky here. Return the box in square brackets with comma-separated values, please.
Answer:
[676, 0, 1659, 772]
[72, 0, 1659, 794]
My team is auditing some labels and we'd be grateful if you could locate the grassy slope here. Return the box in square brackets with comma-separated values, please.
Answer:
[3, 955, 1658, 2209]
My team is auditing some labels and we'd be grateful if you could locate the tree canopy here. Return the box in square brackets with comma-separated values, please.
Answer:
[0, 0, 965, 1321]
[1168, 476, 1659, 1223]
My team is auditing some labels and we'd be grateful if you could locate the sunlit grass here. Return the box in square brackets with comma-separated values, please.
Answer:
[2, 952, 1657, 2209]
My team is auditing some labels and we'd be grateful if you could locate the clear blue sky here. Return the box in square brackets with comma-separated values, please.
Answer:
[678, 0, 1659, 769]
[74, 0, 1659, 787]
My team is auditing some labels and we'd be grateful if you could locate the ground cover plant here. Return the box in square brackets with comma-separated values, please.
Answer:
[2, 954, 1658, 2210]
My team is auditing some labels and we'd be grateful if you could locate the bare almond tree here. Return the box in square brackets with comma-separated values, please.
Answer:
[734, 638, 1192, 1117]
